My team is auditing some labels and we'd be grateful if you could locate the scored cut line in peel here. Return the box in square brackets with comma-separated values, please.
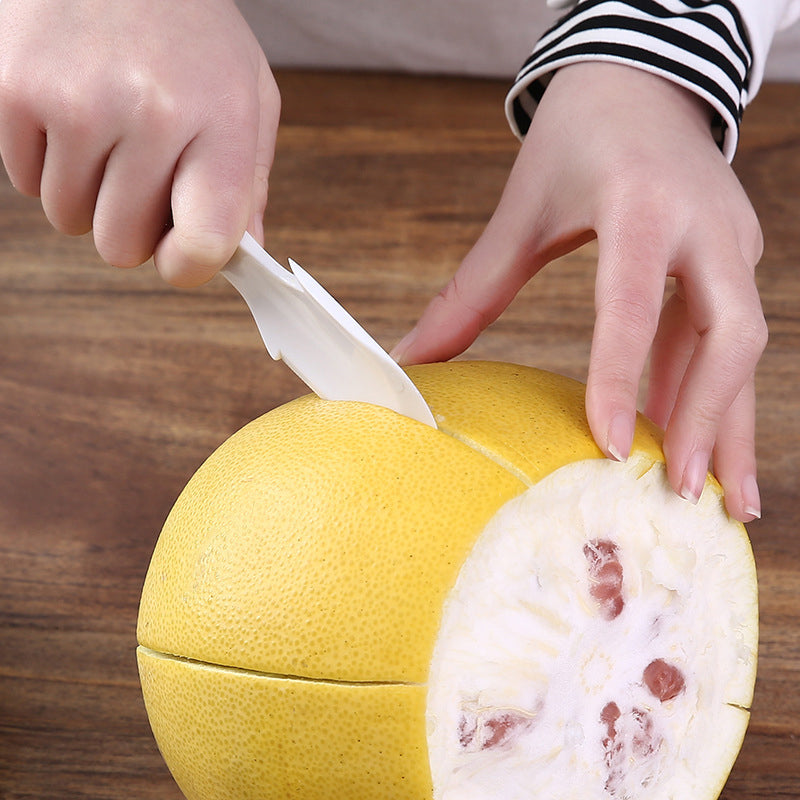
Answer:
[136, 361, 757, 800]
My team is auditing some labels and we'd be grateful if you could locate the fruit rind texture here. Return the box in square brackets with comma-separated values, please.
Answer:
[136, 361, 757, 800]
[137, 647, 432, 800]
[137, 393, 524, 684]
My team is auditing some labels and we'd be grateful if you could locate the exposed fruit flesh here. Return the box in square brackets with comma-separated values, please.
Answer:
[426, 456, 757, 800]
[135, 362, 757, 800]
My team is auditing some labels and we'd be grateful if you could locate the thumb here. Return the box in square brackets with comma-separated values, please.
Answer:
[154, 62, 280, 288]
[154, 120, 256, 287]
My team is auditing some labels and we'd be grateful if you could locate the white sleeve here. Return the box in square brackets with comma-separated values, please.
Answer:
[507, 1, 800, 162]
[735, 0, 800, 92]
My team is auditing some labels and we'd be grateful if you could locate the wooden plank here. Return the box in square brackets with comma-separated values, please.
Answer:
[1, 70, 798, 799]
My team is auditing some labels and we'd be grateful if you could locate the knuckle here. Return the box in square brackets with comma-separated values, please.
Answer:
[587, 368, 638, 409]
[0, 70, 21, 113]
[687, 403, 721, 437]
[0, 42, 31, 106]
[603, 167, 678, 231]
[421, 272, 497, 346]
[716, 307, 768, 370]
[49, 94, 108, 150]
[438, 278, 492, 333]
[212, 83, 260, 131]
[123, 68, 180, 135]
[723, 427, 756, 460]
[735, 313, 769, 357]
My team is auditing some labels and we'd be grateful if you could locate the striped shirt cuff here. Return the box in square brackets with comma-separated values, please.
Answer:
[505, 0, 754, 161]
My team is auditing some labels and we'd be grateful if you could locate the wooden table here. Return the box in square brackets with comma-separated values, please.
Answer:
[1, 71, 798, 799]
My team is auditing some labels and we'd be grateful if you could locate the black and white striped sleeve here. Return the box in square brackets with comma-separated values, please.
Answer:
[505, 1, 756, 161]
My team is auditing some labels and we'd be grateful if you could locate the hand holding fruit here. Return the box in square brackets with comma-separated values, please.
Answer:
[394, 63, 767, 524]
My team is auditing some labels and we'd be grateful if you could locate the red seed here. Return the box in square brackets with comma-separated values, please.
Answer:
[600, 701, 621, 742]
[482, 712, 528, 749]
[600, 702, 623, 793]
[600, 701, 621, 726]
[588, 540, 619, 560]
[458, 708, 535, 751]
[596, 561, 623, 590]
[600, 703, 663, 794]
[584, 539, 625, 620]
[643, 658, 686, 702]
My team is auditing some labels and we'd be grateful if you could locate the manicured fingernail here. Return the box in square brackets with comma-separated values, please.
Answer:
[606, 412, 633, 462]
[741, 474, 762, 520]
[390, 329, 418, 365]
[680, 451, 709, 504]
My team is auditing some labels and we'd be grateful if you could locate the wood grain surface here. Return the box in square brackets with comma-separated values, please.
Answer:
[1, 71, 798, 799]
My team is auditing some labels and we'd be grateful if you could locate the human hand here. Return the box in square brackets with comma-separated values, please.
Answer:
[0, 0, 280, 286]
[393, 62, 767, 523]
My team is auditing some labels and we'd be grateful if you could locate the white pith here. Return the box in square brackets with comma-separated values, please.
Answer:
[426, 456, 758, 800]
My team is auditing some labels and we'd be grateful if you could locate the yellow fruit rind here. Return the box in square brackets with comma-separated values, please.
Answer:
[137, 361, 754, 800]
[138, 647, 433, 800]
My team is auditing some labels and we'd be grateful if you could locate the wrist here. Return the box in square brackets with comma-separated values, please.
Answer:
[506, 0, 753, 162]
[537, 62, 721, 154]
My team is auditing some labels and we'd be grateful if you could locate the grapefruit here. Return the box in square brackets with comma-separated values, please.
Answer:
[137, 361, 757, 800]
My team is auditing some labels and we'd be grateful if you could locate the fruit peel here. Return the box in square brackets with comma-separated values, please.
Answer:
[137, 361, 757, 800]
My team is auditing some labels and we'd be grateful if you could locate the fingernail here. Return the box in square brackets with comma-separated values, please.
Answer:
[680, 451, 709, 505]
[390, 329, 418, 366]
[741, 474, 762, 520]
[606, 412, 633, 462]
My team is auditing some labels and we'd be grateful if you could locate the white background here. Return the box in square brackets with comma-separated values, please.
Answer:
[238, 0, 799, 84]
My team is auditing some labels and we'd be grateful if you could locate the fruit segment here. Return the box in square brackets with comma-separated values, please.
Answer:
[137, 395, 524, 684]
[137, 648, 433, 800]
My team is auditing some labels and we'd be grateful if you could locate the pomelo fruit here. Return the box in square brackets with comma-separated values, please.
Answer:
[136, 361, 757, 800]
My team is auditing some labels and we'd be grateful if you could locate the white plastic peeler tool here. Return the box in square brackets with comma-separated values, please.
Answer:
[222, 233, 437, 428]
